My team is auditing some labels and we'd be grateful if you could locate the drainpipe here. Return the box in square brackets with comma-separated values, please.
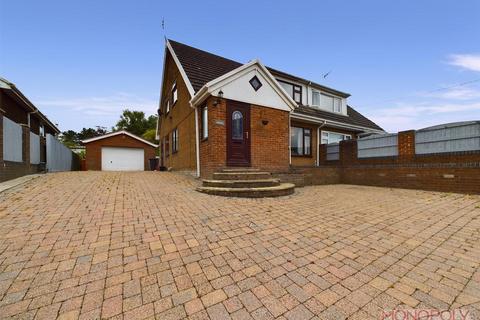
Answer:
[316, 120, 327, 166]
[27, 109, 39, 127]
[288, 113, 292, 165]
[194, 107, 200, 177]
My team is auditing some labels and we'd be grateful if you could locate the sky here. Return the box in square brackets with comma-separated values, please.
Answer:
[1, 0, 479, 133]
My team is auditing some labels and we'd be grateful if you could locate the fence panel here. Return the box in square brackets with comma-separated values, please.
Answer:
[358, 133, 398, 158]
[326, 143, 340, 161]
[46, 134, 75, 171]
[30, 132, 40, 164]
[3, 116, 23, 162]
[415, 121, 480, 154]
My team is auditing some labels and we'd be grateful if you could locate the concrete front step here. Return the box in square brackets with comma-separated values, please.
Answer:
[213, 172, 271, 180]
[221, 168, 261, 172]
[196, 183, 295, 198]
[202, 178, 280, 188]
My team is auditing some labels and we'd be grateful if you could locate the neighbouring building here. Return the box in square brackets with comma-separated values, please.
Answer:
[0, 77, 60, 182]
[82, 130, 157, 171]
[156, 40, 384, 178]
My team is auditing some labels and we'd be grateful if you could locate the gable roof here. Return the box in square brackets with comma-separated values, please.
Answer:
[167, 39, 383, 132]
[81, 130, 158, 147]
[190, 59, 297, 111]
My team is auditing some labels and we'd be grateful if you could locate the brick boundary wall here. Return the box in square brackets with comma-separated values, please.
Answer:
[299, 130, 480, 194]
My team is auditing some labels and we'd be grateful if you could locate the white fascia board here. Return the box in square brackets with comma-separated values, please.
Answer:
[290, 113, 385, 134]
[189, 59, 297, 110]
[166, 40, 195, 97]
[82, 130, 158, 148]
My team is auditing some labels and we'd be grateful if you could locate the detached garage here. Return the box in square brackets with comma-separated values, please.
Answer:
[82, 131, 157, 171]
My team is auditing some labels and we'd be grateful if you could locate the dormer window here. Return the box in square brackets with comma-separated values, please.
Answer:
[278, 80, 302, 104]
[312, 90, 342, 113]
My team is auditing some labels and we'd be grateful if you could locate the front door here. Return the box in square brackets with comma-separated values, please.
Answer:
[227, 101, 250, 166]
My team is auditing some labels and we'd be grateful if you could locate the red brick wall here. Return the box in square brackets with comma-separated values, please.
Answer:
[199, 97, 227, 178]
[313, 130, 480, 194]
[158, 51, 196, 172]
[199, 98, 290, 178]
[250, 104, 290, 172]
[84, 133, 156, 171]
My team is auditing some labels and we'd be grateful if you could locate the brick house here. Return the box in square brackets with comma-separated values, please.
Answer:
[0, 77, 60, 182]
[82, 130, 157, 171]
[156, 40, 384, 178]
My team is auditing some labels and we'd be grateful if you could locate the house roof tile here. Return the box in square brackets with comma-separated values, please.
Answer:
[168, 39, 383, 132]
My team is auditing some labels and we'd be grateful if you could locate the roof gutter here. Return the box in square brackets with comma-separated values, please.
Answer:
[0, 78, 61, 134]
[291, 112, 385, 134]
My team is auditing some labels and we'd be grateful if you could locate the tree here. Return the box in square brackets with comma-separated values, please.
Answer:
[142, 128, 157, 143]
[77, 127, 107, 140]
[115, 109, 158, 138]
[59, 130, 79, 147]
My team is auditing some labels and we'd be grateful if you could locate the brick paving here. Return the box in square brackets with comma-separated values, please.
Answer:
[0, 171, 479, 319]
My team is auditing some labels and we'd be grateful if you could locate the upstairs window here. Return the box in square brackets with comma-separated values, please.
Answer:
[201, 106, 208, 139]
[172, 128, 179, 153]
[278, 80, 302, 104]
[172, 81, 178, 105]
[39, 124, 45, 137]
[165, 100, 170, 114]
[312, 91, 342, 113]
[291, 126, 311, 156]
[321, 131, 351, 144]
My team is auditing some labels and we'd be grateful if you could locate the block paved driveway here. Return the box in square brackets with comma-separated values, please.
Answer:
[0, 172, 479, 320]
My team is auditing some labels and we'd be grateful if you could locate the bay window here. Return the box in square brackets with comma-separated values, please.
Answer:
[291, 126, 311, 156]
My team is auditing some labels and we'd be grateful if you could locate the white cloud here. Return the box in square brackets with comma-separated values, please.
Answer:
[368, 101, 480, 132]
[421, 87, 480, 100]
[448, 54, 480, 72]
[37, 93, 158, 116]
[35, 93, 158, 131]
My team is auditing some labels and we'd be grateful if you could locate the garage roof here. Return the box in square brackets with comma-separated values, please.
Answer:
[81, 130, 158, 148]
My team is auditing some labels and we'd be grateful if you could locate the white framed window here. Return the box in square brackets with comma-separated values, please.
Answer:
[165, 100, 170, 114]
[312, 91, 320, 106]
[172, 81, 178, 105]
[278, 80, 302, 104]
[311, 90, 342, 113]
[172, 128, 179, 153]
[321, 131, 351, 144]
[201, 106, 208, 139]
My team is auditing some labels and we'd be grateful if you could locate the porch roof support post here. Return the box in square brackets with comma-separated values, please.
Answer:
[194, 107, 200, 177]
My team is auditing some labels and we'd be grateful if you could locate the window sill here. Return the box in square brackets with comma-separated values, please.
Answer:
[291, 154, 313, 158]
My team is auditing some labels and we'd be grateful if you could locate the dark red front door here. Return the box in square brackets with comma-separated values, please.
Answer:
[227, 101, 250, 166]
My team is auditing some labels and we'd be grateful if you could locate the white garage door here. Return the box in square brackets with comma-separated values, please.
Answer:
[101, 147, 144, 171]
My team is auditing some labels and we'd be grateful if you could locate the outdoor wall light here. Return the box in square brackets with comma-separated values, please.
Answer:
[213, 90, 224, 107]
